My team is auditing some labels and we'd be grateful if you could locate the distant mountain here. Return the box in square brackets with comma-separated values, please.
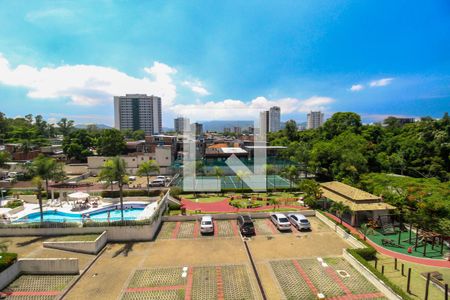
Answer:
[200, 120, 254, 132]
[74, 123, 112, 129]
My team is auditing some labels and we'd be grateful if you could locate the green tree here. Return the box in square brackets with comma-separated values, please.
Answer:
[28, 154, 66, 195]
[32, 176, 44, 223]
[57, 118, 74, 137]
[132, 130, 146, 140]
[284, 120, 298, 141]
[299, 179, 323, 208]
[137, 160, 160, 193]
[322, 112, 362, 139]
[99, 157, 128, 221]
[0, 240, 11, 253]
[282, 165, 298, 188]
[330, 201, 351, 224]
[0, 151, 11, 168]
[62, 129, 94, 162]
[96, 129, 126, 156]
[236, 170, 250, 191]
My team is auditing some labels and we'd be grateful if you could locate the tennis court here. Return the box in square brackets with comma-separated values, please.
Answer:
[175, 175, 292, 190]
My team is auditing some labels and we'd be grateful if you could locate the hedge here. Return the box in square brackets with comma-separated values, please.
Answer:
[0, 253, 18, 272]
[347, 249, 413, 300]
[82, 219, 152, 227]
[4, 200, 23, 209]
[100, 189, 165, 198]
[353, 247, 377, 261]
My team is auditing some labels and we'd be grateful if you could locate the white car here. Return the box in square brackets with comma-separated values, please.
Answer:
[288, 213, 311, 231]
[200, 216, 214, 234]
[270, 213, 291, 231]
[149, 179, 165, 187]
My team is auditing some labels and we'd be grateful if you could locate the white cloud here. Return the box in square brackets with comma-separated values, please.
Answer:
[169, 96, 334, 121]
[350, 84, 364, 92]
[182, 80, 210, 96]
[369, 77, 394, 87]
[0, 54, 177, 106]
[25, 8, 74, 22]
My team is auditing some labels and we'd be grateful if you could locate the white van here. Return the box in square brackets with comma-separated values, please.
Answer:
[149, 179, 165, 187]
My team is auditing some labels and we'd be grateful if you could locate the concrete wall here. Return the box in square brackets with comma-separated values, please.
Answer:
[343, 250, 402, 300]
[43, 231, 107, 254]
[0, 261, 20, 290]
[162, 210, 316, 222]
[19, 258, 79, 275]
[0, 258, 79, 290]
[315, 211, 365, 249]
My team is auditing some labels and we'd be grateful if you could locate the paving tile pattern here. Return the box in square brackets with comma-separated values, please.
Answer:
[3, 296, 55, 300]
[216, 221, 235, 237]
[270, 260, 315, 300]
[324, 257, 380, 295]
[191, 266, 217, 300]
[158, 222, 177, 239]
[128, 267, 187, 288]
[253, 219, 274, 235]
[2, 275, 74, 292]
[221, 265, 255, 300]
[297, 259, 345, 297]
[122, 290, 185, 300]
[177, 222, 195, 239]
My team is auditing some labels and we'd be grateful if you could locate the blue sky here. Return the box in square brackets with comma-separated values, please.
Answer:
[0, 0, 449, 126]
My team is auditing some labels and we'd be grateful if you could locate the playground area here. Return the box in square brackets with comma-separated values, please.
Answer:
[364, 214, 449, 260]
[175, 175, 293, 190]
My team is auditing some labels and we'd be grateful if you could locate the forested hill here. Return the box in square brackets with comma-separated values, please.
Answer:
[268, 112, 450, 183]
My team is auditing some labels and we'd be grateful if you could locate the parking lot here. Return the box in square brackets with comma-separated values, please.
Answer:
[1, 216, 387, 299]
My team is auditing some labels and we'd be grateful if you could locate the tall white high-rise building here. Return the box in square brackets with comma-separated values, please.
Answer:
[307, 111, 324, 129]
[114, 94, 162, 135]
[259, 111, 269, 134]
[269, 106, 281, 132]
[174, 117, 190, 133]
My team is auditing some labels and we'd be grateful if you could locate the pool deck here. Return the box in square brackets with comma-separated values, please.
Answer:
[4, 200, 156, 223]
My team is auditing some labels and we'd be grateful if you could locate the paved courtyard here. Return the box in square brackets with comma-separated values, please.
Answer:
[0, 217, 388, 300]
[0, 275, 76, 299]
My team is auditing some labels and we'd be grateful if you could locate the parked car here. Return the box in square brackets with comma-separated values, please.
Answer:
[128, 176, 137, 181]
[156, 175, 171, 182]
[287, 213, 311, 231]
[237, 215, 255, 236]
[149, 179, 165, 187]
[200, 215, 214, 234]
[270, 213, 291, 231]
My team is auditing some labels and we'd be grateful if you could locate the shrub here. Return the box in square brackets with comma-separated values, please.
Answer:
[4, 200, 23, 209]
[169, 187, 182, 199]
[353, 247, 377, 261]
[0, 253, 18, 272]
[168, 202, 181, 210]
[82, 218, 151, 227]
[100, 189, 164, 198]
[0, 222, 79, 229]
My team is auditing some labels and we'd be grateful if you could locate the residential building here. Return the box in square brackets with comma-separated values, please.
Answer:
[233, 126, 241, 134]
[114, 94, 162, 135]
[190, 122, 203, 136]
[307, 111, 324, 129]
[174, 117, 190, 134]
[223, 127, 231, 134]
[259, 111, 269, 134]
[269, 106, 281, 132]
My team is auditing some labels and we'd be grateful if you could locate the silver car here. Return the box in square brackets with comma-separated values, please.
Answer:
[288, 213, 311, 231]
[270, 213, 292, 231]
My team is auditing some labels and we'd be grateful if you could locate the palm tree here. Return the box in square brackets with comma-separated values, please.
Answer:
[137, 160, 159, 193]
[213, 166, 224, 191]
[299, 179, 323, 208]
[330, 201, 351, 225]
[283, 165, 298, 189]
[32, 176, 44, 223]
[99, 157, 128, 221]
[28, 154, 66, 196]
[360, 223, 376, 241]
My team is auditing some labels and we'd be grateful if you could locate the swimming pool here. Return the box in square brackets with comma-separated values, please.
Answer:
[16, 207, 145, 223]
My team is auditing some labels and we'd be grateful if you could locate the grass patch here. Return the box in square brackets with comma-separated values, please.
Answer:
[368, 252, 450, 300]
[49, 234, 99, 242]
